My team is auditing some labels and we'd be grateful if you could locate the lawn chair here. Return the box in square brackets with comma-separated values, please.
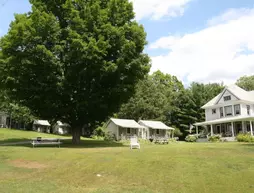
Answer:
[130, 137, 140, 149]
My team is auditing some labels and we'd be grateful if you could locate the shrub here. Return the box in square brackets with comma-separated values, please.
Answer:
[172, 128, 183, 137]
[185, 135, 198, 142]
[236, 133, 254, 142]
[93, 126, 106, 137]
[208, 135, 221, 142]
[104, 132, 116, 142]
[91, 126, 106, 140]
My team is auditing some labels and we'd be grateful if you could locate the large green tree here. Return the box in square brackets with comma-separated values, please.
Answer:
[0, 0, 150, 143]
[236, 75, 254, 91]
[118, 71, 184, 123]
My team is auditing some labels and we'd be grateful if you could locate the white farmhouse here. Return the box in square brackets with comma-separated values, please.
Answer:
[195, 84, 254, 139]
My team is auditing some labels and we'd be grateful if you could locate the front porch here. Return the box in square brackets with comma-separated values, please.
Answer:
[116, 127, 169, 141]
[118, 127, 140, 140]
[207, 121, 254, 137]
[148, 128, 168, 139]
[195, 116, 254, 140]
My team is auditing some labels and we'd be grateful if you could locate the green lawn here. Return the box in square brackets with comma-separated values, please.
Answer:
[1, 129, 254, 193]
[0, 128, 72, 144]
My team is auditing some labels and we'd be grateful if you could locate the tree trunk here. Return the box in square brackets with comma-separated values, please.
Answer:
[72, 127, 81, 144]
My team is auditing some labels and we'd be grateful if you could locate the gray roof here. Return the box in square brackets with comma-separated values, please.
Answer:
[33, 120, 51, 126]
[138, 120, 174, 130]
[110, 118, 144, 129]
[202, 84, 254, 108]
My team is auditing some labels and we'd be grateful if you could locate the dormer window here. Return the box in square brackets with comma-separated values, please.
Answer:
[224, 96, 231, 101]
[212, 109, 216, 114]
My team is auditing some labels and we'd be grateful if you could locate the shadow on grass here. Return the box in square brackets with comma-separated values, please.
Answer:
[0, 138, 127, 148]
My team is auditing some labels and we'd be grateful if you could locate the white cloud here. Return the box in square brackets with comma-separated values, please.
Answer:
[149, 35, 181, 49]
[207, 8, 254, 26]
[130, 0, 192, 20]
[149, 8, 254, 85]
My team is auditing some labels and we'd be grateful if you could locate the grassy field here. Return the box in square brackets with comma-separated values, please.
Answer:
[0, 129, 254, 193]
[0, 128, 71, 144]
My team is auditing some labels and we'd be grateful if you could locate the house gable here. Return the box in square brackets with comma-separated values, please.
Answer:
[216, 89, 240, 105]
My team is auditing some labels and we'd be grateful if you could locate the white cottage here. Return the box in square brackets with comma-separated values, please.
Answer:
[53, 121, 70, 135]
[195, 84, 254, 140]
[0, 112, 9, 128]
[138, 120, 174, 139]
[105, 118, 144, 140]
[33, 120, 51, 133]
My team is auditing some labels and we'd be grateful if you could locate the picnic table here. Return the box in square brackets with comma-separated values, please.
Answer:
[154, 137, 169, 144]
[31, 137, 62, 148]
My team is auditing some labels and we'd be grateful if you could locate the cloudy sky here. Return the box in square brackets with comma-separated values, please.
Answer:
[1, 0, 254, 85]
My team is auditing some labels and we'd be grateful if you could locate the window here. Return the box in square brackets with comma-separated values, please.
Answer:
[212, 109, 216, 114]
[156, 129, 160, 135]
[247, 105, 250, 115]
[234, 104, 241, 115]
[127, 128, 131, 134]
[220, 107, 224, 117]
[224, 106, 233, 116]
[224, 96, 231, 101]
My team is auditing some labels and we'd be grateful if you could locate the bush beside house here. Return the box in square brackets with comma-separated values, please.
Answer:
[185, 135, 198, 142]
[236, 134, 254, 142]
[208, 135, 221, 142]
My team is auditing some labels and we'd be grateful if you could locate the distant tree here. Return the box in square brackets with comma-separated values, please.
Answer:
[118, 71, 184, 123]
[189, 82, 224, 121]
[0, 0, 150, 143]
[118, 77, 168, 121]
[169, 82, 224, 138]
[0, 91, 35, 128]
[236, 75, 254, 91]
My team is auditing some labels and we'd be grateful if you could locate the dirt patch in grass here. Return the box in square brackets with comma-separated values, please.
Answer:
[9, 159, 48, 169]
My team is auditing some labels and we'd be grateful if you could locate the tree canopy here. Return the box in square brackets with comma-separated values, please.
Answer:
[117, 73, 224, 138]
[117, 71, 184, 122]
[236, 75, 254, 91]
[0, 0, 150, 143]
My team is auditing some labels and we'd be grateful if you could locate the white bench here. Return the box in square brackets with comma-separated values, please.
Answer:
[31, 137, 62, 148]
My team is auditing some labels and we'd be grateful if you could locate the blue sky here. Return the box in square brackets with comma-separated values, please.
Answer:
[1, 0, 254, 84]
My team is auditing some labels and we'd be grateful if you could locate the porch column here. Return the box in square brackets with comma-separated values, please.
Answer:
[231, 122, 234, 137]
[250, 121, 253, 136]
[210, 125, 213, 136]
[117, 126, 119, 140]
[242, 121, 245, 133]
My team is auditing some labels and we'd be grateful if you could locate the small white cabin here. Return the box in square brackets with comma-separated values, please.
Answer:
[138, 120, 174, 139]
[105, 118, 144, 141]
[33, 120, 51, 133]
[53, 121, 70, 135]
[0, 112, 9, 128]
